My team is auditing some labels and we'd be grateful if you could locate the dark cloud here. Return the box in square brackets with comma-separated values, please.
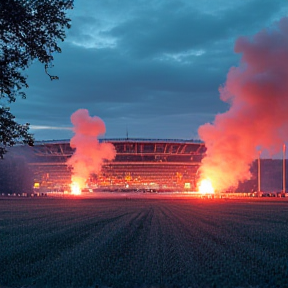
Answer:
[108, 0, 284, 57]
[10, 0, 287, 140]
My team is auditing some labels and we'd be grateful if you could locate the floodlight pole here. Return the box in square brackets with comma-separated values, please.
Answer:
[283, 144, 286, 194]
[258, 151, 261, 193]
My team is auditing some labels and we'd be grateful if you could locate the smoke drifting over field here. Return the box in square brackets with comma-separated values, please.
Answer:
[198, 17, 288, 191]
[67, 109, 116, 189]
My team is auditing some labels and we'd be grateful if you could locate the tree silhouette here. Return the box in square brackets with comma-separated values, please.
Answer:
[0, 154, 34, 194]
[0, 0, 73, 157]
[0, 107, 33, 158]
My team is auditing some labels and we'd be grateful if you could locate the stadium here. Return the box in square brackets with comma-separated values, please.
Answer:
[14, 138, 207, 193]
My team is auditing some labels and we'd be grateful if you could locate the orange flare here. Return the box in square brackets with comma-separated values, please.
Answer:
[198, 179, 215, 194]
[71, 181, 81, 195]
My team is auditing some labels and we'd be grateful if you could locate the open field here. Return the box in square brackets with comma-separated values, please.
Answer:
[0, 195, 288, 288]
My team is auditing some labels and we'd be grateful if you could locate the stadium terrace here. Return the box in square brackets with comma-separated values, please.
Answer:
[12, 138, 206, 194]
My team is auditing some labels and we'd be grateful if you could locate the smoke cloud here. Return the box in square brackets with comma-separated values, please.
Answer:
[67, 109, 116, 189]
[198, 17, 288, 191]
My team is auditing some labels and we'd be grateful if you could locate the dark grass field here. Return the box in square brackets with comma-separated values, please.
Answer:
[0, 195, 288, 288]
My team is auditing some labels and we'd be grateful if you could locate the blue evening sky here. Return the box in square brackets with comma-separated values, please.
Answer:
[10, 0, 287, 141]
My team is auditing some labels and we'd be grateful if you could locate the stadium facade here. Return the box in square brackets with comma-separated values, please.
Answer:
[14, 138, 206, 192]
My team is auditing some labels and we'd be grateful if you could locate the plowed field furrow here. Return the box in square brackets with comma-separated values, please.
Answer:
[1, 197, 288, 288]
[152, 201, 288, 287]
[0, 205, 139, 286]
[154, 204, 199, 286]
[31, 208, 152, 287]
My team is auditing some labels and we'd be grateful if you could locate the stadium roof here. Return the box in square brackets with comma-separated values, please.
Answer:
[33, 138, 204, 145]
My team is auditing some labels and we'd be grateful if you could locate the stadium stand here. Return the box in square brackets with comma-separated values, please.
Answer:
[12, 139, 206, 192]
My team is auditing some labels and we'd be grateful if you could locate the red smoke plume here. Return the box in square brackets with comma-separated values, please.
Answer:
[198, 17, 288, 191]
[67, 109, 116, 189]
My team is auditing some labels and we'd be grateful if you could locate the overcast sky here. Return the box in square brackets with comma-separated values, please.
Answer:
[10, 0, 288, 141]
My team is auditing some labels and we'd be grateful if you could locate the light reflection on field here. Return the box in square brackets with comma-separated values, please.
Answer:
[45, 190, 288, 201]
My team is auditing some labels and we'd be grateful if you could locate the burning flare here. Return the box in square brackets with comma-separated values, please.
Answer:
[71, 181, 81, 195]
[198, 179, 215, 195]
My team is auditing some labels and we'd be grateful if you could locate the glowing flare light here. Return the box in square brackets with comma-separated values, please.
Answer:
[71, 181, 81, 195]
[198, 179, 215, 195]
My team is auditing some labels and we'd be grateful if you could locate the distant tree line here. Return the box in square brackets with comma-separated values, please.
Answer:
[235, 159, 287, 193]
[0, 155, 33, 194]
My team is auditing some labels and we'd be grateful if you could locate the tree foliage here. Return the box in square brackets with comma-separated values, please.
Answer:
[0, 0, 73, 101]
[0, 0, 73, 157]
[0, 154, 33, 193]
[0, 107, 33, 158]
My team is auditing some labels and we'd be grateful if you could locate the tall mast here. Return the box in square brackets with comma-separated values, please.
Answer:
[258, 151, 261, 193]
[283, 144, 286, 193]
